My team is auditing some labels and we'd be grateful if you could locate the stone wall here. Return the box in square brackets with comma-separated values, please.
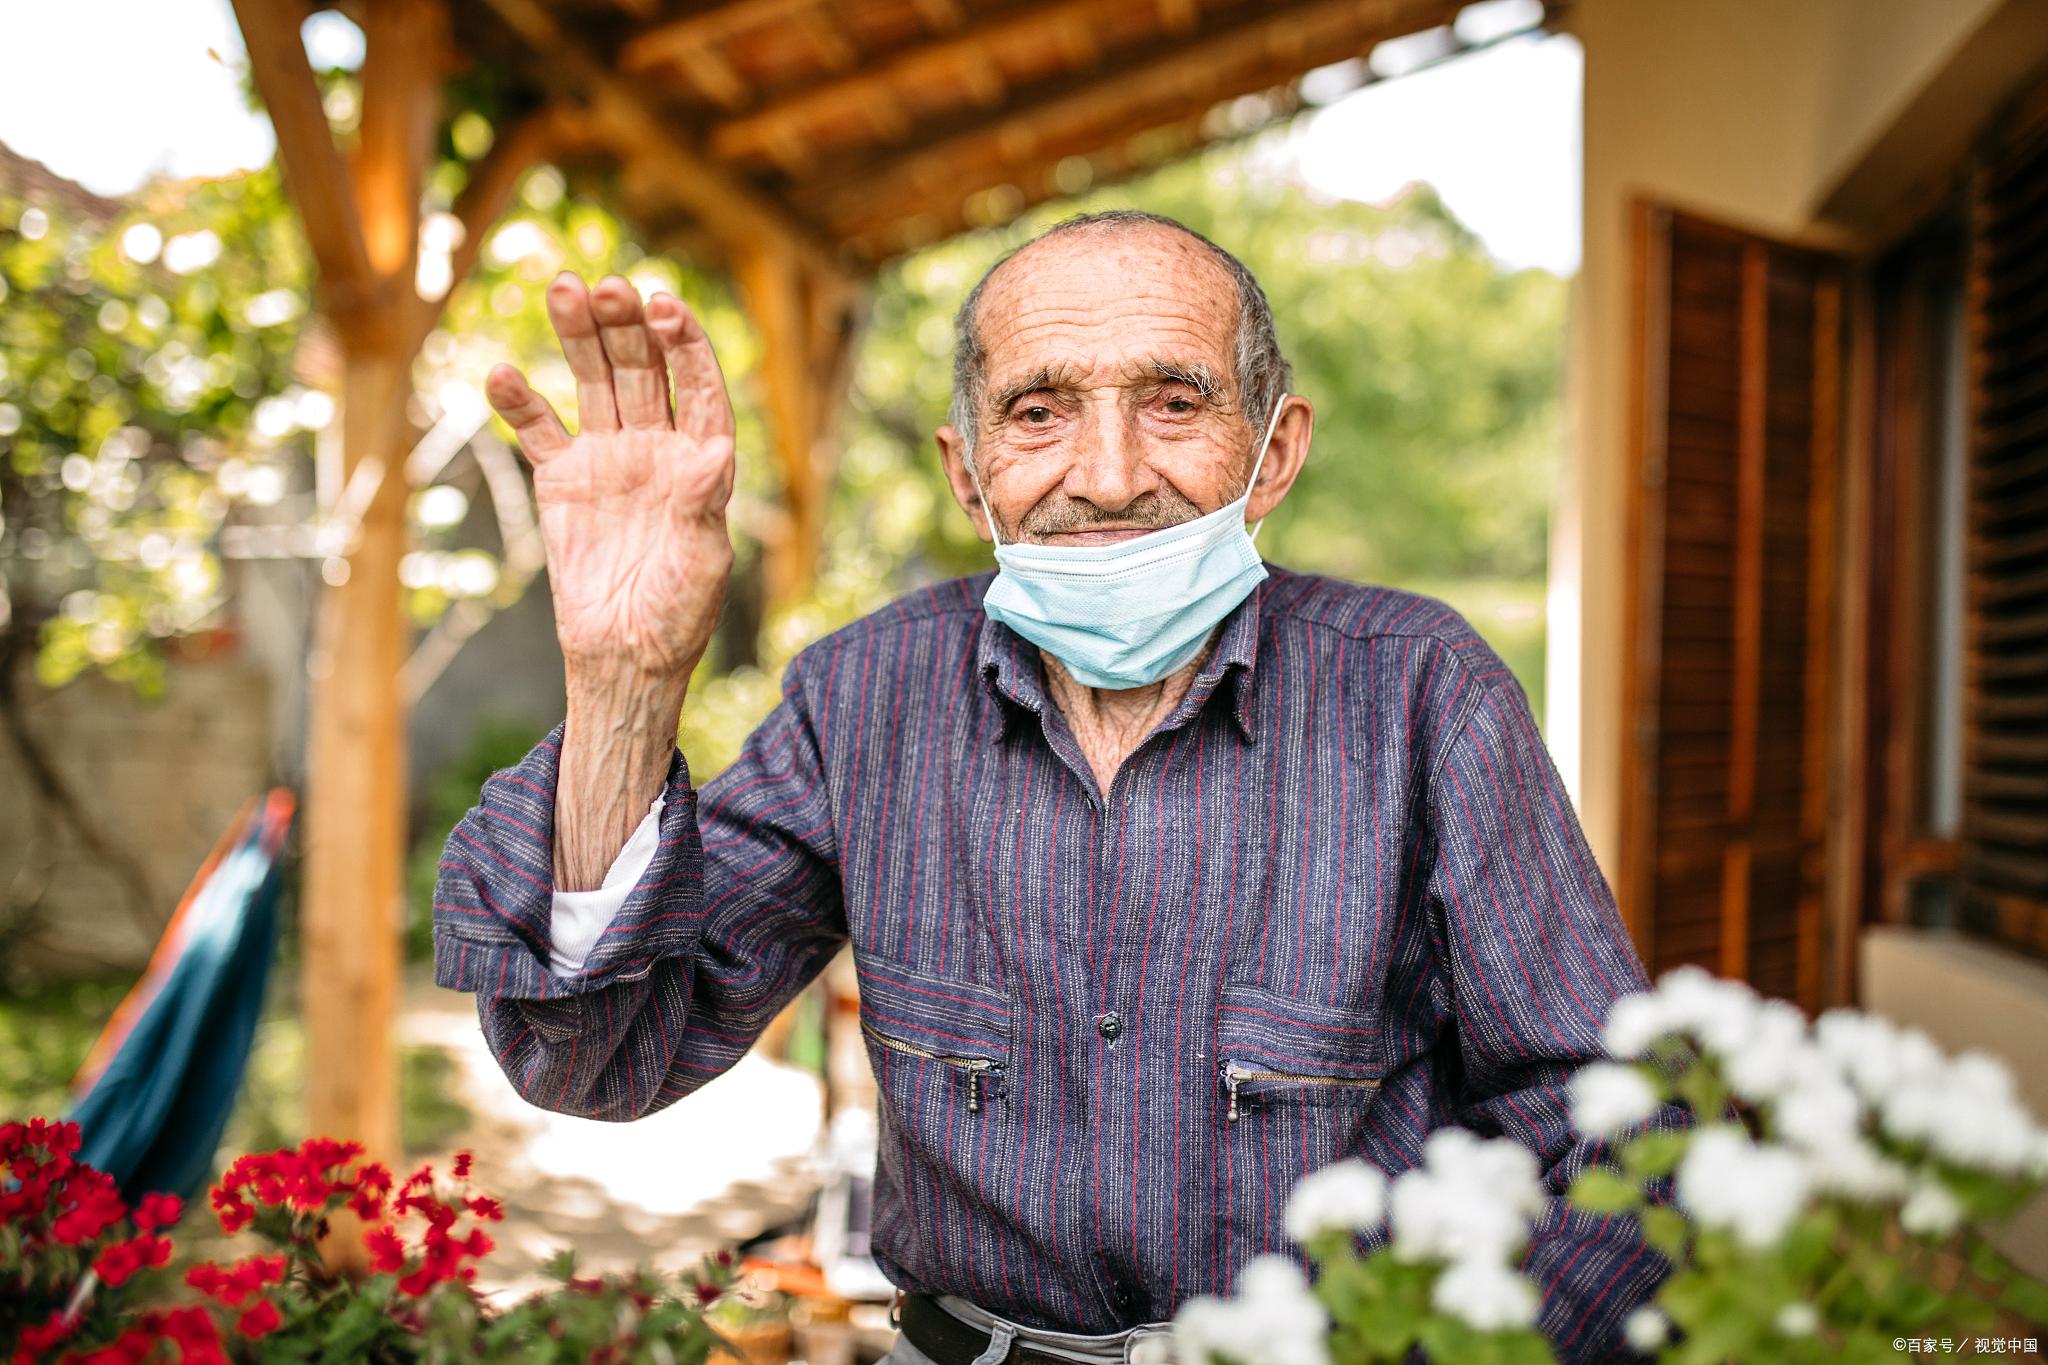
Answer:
[0, 656, 275, 977]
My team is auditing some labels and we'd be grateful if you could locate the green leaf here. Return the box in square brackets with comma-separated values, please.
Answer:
[1621, 1130, 1688, 1179]
[1638, 1205, 1690, 1257]
[1566, 1167, 1641, 1213]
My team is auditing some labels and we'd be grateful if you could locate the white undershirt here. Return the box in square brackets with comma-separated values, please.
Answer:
[547, 791, 665, 975]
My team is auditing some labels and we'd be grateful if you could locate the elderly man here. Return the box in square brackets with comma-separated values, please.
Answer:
[433, 211, 1667, 1364]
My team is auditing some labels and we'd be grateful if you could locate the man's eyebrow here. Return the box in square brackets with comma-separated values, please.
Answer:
[989, 364, 1083, 413]
[1142, 359, 1224, 399]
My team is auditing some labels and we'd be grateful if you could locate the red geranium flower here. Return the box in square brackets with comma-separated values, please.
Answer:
[235, 1298, 283, 1340]
[132, 1191, 183, 1233]
[92, 1232, 173, 1286]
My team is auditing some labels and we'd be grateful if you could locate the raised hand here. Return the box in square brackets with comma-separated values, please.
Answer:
[486, 272, 736, 682]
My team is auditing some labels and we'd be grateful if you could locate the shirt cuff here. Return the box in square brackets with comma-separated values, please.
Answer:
[548, 790, 666, 975]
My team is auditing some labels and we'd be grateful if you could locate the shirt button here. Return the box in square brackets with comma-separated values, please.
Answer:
[1096, 1011, 1123, 1041]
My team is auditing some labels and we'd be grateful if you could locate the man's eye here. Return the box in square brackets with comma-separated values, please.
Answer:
[1164, 397, 1197, 414]
[1020, 405, 1054, 423]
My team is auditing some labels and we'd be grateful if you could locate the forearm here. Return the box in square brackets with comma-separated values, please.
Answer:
[556, 662, 689, 890]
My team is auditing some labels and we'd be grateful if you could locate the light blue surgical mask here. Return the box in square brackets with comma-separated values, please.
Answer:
[971, 393, 1291, 690]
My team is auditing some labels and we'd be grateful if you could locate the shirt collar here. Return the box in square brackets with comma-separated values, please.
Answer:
[973, 573, 1265, 744]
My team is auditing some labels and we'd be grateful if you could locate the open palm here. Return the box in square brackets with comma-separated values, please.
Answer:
[485, 273, 737, 679]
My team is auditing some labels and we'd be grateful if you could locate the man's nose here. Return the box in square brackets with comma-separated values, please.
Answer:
[1062, 398, 1150, 513]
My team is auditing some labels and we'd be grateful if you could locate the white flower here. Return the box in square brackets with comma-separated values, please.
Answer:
[1569, 1063, 1659, 1139]
[1899, 1178, 1964, 1238]
[1430, 1257, 1539, 1331]
[1174, 1257, 1330, 1365]
[1801, 1136, 1910, 1203]
[1390, 1129, 1545, 1264]
[1771, 1076, 1863, 1154]
[1284, 1159, 1388, 1244]
[1880, 1047, 2043, 1176]
[1654, 965, 1759, 1054]
[1675, 1128, 1810, 1249]
[1775, 1302, 1819, 1337]
[1721, 1001, 1817, 1101]
[1604, 992, 1669, 1060]
[1622, 1307, 1670, 1352]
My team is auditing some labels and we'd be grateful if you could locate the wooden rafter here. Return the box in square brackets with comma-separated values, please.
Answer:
[404, 107, 558, 358]
[805, 0, 1463, 243]
[621, 0, 828, 72]
[708, 0, 1143, 164]
[227, 0, 374, 322]
[473, 0, 848, 283]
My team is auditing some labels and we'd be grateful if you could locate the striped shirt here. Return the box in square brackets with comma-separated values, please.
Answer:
[433, 565, 1674, 1362]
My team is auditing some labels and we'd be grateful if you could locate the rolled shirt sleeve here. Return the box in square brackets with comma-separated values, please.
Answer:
[431, 669, 849, 1123]
[1426, 671, 1683, 1363]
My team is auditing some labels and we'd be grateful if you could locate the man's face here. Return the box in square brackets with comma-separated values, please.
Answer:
[936, 225, 1310, 546]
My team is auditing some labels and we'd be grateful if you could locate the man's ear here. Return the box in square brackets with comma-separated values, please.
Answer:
[1246, 395, 1314, 525]
[935, 423, 994, 543]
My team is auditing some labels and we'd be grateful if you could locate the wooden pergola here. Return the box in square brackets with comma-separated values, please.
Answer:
[224, 0, 1529, 1194]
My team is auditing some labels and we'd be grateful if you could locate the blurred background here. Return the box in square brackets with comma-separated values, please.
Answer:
[4, 0, 2047, 1331]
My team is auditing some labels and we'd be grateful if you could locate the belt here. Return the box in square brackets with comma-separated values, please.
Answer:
[892, 1292, 1177, 1365]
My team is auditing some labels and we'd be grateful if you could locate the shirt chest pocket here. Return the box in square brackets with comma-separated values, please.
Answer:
[1214, 981, 1384, 1120]
[854, 956, 1016, 1201]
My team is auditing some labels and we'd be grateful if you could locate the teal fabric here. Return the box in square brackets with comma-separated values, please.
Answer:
[70, 796, 291, 1203]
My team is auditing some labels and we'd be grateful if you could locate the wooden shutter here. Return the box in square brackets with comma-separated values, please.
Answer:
[1959, 109, 2048, 955]
[1620, 205, 1843, 1010]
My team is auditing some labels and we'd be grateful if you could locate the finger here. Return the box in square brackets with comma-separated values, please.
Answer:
[545, 272, 620, 433]
[646, 292, 735, 447]
[485, 363, 571, 465]
[590, 275, 672, 431]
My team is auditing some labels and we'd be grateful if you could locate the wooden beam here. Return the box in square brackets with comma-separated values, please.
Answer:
[354, 0, 445, 288]
[839, 104, 1223, 260]
[405, 107, 557, 357]
[676, 45, 751, 110]
[707, 0, 1142, 164]
[621, 0, 825, 71]
[298, 0, 447, 1230]
[227, 0, 375, 322]
[798, 7, 858, 71]
[800, 0, 1461, 236]
[472, 0, 847, 284]
[911, 0, 964, 31]
[735, 240, 821, 605]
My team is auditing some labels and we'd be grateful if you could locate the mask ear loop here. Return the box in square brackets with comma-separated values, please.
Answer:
[964, 453, 1005, 551]
[1244, 391, 1290, 545]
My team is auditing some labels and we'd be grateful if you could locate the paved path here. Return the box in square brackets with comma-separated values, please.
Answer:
[400, 974, 828, 1301]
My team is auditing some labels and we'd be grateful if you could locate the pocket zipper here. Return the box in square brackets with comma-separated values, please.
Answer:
[1221, 1059, 1380, 1120]
[861, 1019, 998, 1112]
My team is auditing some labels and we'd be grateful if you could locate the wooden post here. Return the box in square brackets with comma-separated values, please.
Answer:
[734, 243, 864, 606]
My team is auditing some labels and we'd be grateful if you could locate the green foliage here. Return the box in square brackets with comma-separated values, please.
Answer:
[0, 975, 126, 1117]
[0, 169, 311, 692]
[1564, 1050, 2048, 1361]
[404, 715, 557, 963]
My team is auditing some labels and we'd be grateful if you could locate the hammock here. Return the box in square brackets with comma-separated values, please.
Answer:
[67, 789, 296, 1203]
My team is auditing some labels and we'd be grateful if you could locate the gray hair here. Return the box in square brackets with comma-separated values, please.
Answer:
[947, 209, 1293, 465]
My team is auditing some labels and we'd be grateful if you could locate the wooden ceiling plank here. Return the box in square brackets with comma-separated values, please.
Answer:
[226, 0, 374, 309]
[799, 7, 859, 71]
[809, 0, 1461, 233]
[677, 45, 752, 110]
[622, 0, 823, 72]
[912, 0, 965, 31]
[708, 0, 1148, 163]
[472, 0, 848, 282]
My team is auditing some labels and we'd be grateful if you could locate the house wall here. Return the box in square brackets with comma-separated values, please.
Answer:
[1863, 927, 2048, 1274]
